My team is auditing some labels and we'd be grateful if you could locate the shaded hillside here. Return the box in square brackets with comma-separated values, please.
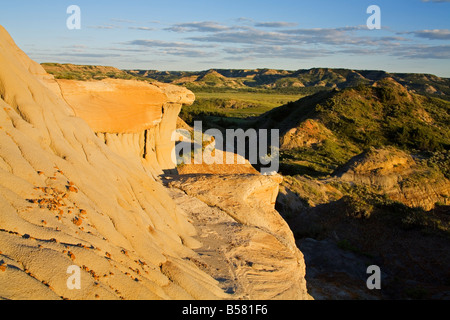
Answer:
[268, 79, 450, 299]
[258, 78, 449, 178]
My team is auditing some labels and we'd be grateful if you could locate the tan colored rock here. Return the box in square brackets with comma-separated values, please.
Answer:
[51, 77, 195, 174]
[167, 175, 311, 300]
[281, 119, 335, 150]
[337, 147, 450, 210]
[152, 82, 196, 106]
[56, 79, 166, 133]
[0, 24, 311, 301]
[168, 174, 288, 243]
[338, 146, 415, 188]
[0, 24, 226, 300]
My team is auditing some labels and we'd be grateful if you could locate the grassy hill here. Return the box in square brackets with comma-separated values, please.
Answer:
[257, 78, 450, 178]
[262, 77, 450, 300]
[42, 63, 450, 100]
[41, 63, 152, 82]
[42, 64, 450, 129]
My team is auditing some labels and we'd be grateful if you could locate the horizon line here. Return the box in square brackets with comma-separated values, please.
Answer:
[39, 62, 450, 78]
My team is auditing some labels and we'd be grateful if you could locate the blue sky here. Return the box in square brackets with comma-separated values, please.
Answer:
[1, 0, 449, 76]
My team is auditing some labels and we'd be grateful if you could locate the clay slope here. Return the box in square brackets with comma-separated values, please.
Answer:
[0, 25, 228, 300]
[337, 147, 450, 210]
[52, 77, 310, 299]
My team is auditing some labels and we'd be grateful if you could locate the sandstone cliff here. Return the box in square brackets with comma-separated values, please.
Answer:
[53, 77, 195, 177]
[166, 174, 309, 299]
[0, 24, 227, 300]
[0, 25, 310, 300]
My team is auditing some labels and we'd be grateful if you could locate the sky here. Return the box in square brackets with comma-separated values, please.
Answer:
[0, 0, 449, 76]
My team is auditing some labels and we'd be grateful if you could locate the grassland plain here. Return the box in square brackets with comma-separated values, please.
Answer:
[179, 91, 305, 127]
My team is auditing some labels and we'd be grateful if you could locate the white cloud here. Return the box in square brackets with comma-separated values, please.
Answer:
[129, 27, 155, 31]
[254, 22, 298, 28]
[411, 29, 450, 40]
[166, 21, 230, 33]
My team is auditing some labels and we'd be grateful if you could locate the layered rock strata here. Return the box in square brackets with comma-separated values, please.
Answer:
[54, 78, 195, 177]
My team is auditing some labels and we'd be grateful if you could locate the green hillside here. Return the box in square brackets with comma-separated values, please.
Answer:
[41, 63, 152, 82]
[258, 78, 450, 177]
[125, 67, 450, 101]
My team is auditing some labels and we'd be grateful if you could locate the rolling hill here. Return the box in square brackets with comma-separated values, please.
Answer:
[125, 67, 450, 100]
[260, 77, 450, 299]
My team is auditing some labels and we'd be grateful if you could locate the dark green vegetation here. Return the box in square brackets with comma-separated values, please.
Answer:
[288, 178, 450, 299]
[179, 91, 305, 127]
[164, 68, 449, 299]
[263, 78, 450, 299]
[131, 68, 450, 137]
[258, 79, 450, 178]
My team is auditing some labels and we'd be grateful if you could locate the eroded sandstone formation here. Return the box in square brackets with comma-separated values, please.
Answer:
[166, 174, 310, 299]
[337, 147, 450, 210]
[53, 78, 195, 177]
[0, 24, 230, 300]
[0, 25, 310, 300]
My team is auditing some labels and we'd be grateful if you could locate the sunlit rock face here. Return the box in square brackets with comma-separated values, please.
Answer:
[0, 24, 226, 300]
[0, 25, 311, 300]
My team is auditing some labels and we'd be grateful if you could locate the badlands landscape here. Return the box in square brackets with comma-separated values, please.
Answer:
[0, 25, 309, 300]
[1, 21, 449, 301]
